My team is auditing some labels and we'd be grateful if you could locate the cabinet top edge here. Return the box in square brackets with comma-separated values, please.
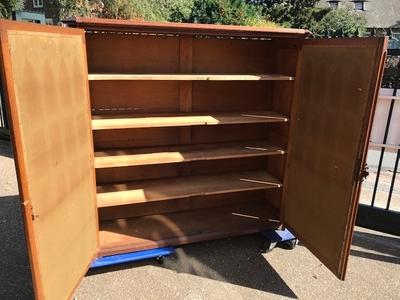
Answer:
[63, 17, 311, 39]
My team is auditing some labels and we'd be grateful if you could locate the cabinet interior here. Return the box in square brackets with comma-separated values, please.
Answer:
[85, 31, 301, 255]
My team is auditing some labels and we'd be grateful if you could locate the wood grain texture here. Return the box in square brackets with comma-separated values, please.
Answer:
[85, 33, 180, 74]
[282, 38, 387, 280]
[89, 80, 180, 113]
[178, 35, 193, 176]
[92, 111, 289, 130]
[0, 21, 97, 300]
[192, 81, 270, 112]
[95, 155, 268, 184]
[93, 127, 181, 150]
[98, 200, 281, 256]
[98, 190, 266, 220]
[97, 170, 282, 207]
[88, 73, 295, 81]
[94, 141, 285, 168]
[191, 124, 268, 144]
[192, 38, 275, 74]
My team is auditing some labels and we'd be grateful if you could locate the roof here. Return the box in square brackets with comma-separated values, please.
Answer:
[63, 17, 311, 39]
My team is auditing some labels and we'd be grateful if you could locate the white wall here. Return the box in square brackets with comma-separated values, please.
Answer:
[369, 88, 400, 147]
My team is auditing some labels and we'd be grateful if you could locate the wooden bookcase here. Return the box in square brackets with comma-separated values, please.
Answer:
[0, 19, 387, 299]
[85, 28, 298, 256]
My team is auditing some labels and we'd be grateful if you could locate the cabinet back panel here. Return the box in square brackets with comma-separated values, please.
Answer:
[191, 124, 268, 144]
[191, 156, 267, 175]
[93, 124, 269, 150]
[90, 81, 180, 113]
[96, 163, 181, 183]
[86, 33, 180, 73]
[273, 39, 300, 74]
[93, 127, 181, 150]
[96, 156, 268, 184]
[270, 40, 299, 115]
[192, 81, 270, 112]
[266, 41, 299, 190]
[268, 123, 289, 148]
[99, 190, 265, 220]
[192, 38, 275, 73]
[85, 30, 293, 256]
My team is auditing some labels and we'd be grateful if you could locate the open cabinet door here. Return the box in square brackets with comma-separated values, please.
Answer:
[282, 38, 387, 280]
[0, 20, 98, 299]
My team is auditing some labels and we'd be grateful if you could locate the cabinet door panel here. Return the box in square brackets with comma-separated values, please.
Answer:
[283, 38, 387, 279]
[0, 20, 98, 299]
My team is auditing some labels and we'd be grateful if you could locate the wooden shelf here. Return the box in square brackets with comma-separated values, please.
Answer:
[92, 111, 289, 130]
[95, 141, 286, 169]
[98, 200, 280, 256]
[88, 73, 295, 81]
[97, 170, 282, 208]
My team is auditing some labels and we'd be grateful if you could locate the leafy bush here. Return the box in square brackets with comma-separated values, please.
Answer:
[53, 0, 195, 22]
[163, 0, 195, 22]
[188, 0, 270, 26]
[101, 0, 148, 19]
[99, 0, 277, 27]
[51, 0, 278, 27]
[311, 7, 367, 37]
[0, 0, 25, 19]
[249, 0, 326, 29]
[0, 3, 6, 18]
[50, 0, 102, 21]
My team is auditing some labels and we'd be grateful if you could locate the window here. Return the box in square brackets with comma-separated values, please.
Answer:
[354, 1, 365, 11]
[33, 0, 43, 8]
[328, 1, 340, 9]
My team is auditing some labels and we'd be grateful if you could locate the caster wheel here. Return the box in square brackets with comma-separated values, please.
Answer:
[156, 256, 165, 264]
[261, 241, 277, 253]
[281, 239, 298, 250]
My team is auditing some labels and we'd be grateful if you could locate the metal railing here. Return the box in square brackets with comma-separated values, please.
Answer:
[357, 49, 400, 235]
[370, 90, 399, 211]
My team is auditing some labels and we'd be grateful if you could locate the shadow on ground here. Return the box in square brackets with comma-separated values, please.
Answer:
[88, 234, 298, 298]
[0, 139, 13, 159]
[0, 195, 34, 299]
[351, 230, 400, 265]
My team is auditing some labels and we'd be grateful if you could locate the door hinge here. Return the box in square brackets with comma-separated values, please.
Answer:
[354, 164, 369, 182]
[354, 158, 369, 182]
[359, 163, 369, 182]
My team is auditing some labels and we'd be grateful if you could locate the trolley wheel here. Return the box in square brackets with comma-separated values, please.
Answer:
[261, 241, 277, 253]
[156, 256, 165, 264]
[281, 239, 298, 250]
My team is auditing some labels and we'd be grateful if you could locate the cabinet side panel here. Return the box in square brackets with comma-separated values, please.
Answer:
[1, 24, 97, 299]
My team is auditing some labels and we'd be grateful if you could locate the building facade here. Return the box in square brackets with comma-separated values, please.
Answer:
[23, 0, 53, 24]
[319, 0, 400, 48]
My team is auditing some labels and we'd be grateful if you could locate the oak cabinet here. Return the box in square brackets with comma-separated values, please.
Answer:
[0, 18, 386, 299]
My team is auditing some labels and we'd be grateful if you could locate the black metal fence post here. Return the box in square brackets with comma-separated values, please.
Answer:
[386, 149, 400, 210]
[370, 87, 397, 207]
[356, 48, 400, 236]
[0, 75, 8, 129]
